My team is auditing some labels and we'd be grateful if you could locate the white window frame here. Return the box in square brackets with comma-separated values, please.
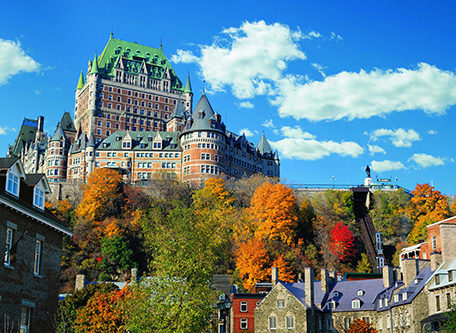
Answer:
[277, 299, 285, 308]
[286, 316, 295, 329]
[34, 238, 43, 276]
[269, 316, 277, 330]
[240, 318, 248, 330]
[379, 316, 383, 330]
[20, 307, 32, 333]
[432, 235, 437, 250]
[240, 301, 247, 312]
[33, 187, 45, 210]
[6, 171, 20, 196]
[352, 299, 361, 309]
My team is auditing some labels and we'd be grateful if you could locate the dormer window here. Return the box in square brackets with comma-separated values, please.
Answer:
[436, 275, 440, 285]
[327, 301, 336, 310]
[403, 292, 408, 301]
[379, 299, 383, 308]
[6, 172, 19, 196]
[33, 187, 45, 210]
[333, 291, 340, 298]
[357, 290, 364, 296]
[394, 294, 399, 303]
[352, 299, 361, 309]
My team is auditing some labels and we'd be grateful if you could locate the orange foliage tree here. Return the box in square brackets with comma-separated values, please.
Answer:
[249, 182, 298, 244]
[235, 238, 271, 290]
[406, 183, 450, 244]
[73, 288, 128, 333]
[76, 168, 123, 221]
[346, 318, 378, 333]
[272, 254, 296, 282]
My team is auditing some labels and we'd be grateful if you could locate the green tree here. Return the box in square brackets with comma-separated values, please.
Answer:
[356, 253, 372, 273]
[443, 301, 456, 333]
[99, 236, 137, 281]
[123, 203, 226, 332]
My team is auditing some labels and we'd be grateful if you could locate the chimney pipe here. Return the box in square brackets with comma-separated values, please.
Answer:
[272, 267, 279, 286]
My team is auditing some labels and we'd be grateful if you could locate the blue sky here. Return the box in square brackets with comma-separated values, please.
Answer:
[2, 1, 456, 195]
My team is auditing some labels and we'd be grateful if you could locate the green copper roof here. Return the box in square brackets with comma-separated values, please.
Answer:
[184, 73, 193, 94]
[97, 35, 184, 91]
[90, 53, 100, 74]
[76, 70, 84, 90]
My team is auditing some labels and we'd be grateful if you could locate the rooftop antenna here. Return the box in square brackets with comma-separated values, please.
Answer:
[110, 28, 113, 38]
[160, 38, 163, 50]
[203, 80, 206, 95]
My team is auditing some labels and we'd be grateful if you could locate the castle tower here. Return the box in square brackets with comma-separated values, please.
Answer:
[180, 94, 226, 186]
[45, 122, 70, 182]
[184, 73, 193, 112]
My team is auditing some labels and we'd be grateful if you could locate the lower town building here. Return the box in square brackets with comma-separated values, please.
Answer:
[0, 157, 72, 332]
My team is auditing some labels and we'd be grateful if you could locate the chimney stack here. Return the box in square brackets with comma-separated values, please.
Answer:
[321, 269, 329, 293]
[383, 265, 395, 288]
[304, 267, 314, 308]
[75, 274, 86, 291]
[272, 267, 279, 286]
[401, 259, 419, 286]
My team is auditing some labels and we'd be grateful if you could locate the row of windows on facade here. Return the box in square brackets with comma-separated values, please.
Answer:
[88, 152, 180, 159]
[112, 75, 175, 93]
[6, 172, 45, 210]
[183, 143, 224, 151]
[268, 316, 295, 330]
[46, 169, 63, 177]
[5, 225, 44, 276]
[100, 85, 180, 103]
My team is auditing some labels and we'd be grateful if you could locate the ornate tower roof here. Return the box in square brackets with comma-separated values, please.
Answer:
[90, 53, 100, 75]
[51, 122, 67, 142]
[182, 94, 225, 135]
[257, 133, 274, 155]
[184, 73, 193, 94]
[76, 70, 84, 90]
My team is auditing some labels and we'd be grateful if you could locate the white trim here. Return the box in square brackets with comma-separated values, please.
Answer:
[6, 221, 17, 230]
[0, 197, 72, 236]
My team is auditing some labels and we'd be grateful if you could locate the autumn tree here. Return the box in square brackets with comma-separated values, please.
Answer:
[235, 238, 271, 290]
[346, 318, 378, 333]
[356, 253, 372, 273]
[76, 168, 123, 221]
[406, 183, 450, 244]
[330, 221, 356, 261]
[272, 254, 296, 282]
[99, 235, 137, 281]
[250, 182, 298, 244]
[73, 288, 128, 333]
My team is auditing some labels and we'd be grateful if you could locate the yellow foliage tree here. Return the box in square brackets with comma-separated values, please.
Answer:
[76, 168, 123, 221]
[249, 182, 298, 244]
[406, 183, 450, 244]
[272, 254, 296, 282]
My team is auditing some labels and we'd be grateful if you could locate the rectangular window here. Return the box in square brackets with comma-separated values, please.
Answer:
[20, 307, 31, 333]
[269, 317, 277, 330]
[432, 235, 437, 250]
[5, 228, 13, 265]
[33, 188, 45, 210]
[450, 271, 454, 282]
[277, 300, 285, 308]
[286, 316, 295, 329]
[240, 301, 247, 312]
[386, 315, 391, 329]
[6, 172, 19, 196]
[240, 318, 248, 329]
[447, 293, 451, 309]
[436, 295, 441, 311]
[379, 316, 383, 330]
[34, 239, 42, 275]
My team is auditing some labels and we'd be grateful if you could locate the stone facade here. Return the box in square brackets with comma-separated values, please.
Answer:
[0, 158, 72, 332]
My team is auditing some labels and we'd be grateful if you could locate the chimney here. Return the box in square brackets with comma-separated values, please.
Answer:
[401, 258, 419, 286]
[430, 252, 442, 271]
[328, 271, 337, 281]
[37, 116, 44, 132]
[440, 223, 456, 268]
[383, 265, 395, 288]
[131, 268, 138, 284]
[304, 267, 314, 308]
[75, 274, 86, 291]
[272, 267, 279, 286]
[321, 268, 329, 293]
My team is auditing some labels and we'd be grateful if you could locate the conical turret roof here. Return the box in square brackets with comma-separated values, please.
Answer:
[184, 73, 193, 94]
[51, 122, 67, 142]
[257, 133, 273, 155]
[76, 70, 84, 90]
[90, 53, 100, 74]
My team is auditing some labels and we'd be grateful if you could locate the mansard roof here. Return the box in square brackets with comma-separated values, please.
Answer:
[98, 131, 180, 151]
[97, 34, 184, 91]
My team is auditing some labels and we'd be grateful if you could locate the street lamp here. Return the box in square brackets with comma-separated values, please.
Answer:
[217, 295, 232, 333]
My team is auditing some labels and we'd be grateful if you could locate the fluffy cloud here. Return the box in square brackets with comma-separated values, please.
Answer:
[428, 129, 438, 135]
[271, 138, 363, 160]
[311, 63, 326, 78]
[280, 126, 315, 139]
[0, 39, 40, 85]
[273, 63, 456, 121]
[238, 128, 256, 137]
[172, 21, 306, 99]
[368, 144, 386, 155]
[409, 153, 445, 168]
[262, 119, 276, 128]
[237, 101, 254, 109]
[370, 160, 405, 172]
[0, 126, 15, 135]
[369, 128, 421, 147]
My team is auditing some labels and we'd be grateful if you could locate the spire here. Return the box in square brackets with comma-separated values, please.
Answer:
[184, 73, 193, 94]
[76, 70, 85, 90]
[90, 53, 100, 75]
[257, 133, 273, 155]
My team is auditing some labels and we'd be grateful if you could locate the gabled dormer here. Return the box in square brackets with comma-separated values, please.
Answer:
[3, 158, 26, 197]
[24, 174, 51, 211]
[152, 132, 163, 150]
[122, 132, 132, 149]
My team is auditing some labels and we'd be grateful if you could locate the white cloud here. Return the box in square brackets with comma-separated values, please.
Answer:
[370, 128, 420, 147]
[0, 126, 16, 135]
[262, 119, 276, 128]
[271, 138, 363, 160]
[330, 32, 343, 41]
[238, 128, 255, 137]
[428, 129, 438, 135]
[311, 63, 326, 78]
[170, 49, 200, 64]
[0, 39, 40, 85]
[237, 101, 254, 109]
[280, 126, 315, 139]
[368, 144, 386, 155]
[273, 63, 456, 121]
[172, 20, 306, 99]
[371, 160, 405, 172]
[304, 31, 322, 39]
[409, 153, 445, 168]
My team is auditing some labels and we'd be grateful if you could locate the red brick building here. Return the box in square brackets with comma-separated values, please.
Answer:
[231, 293, 266, 332]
